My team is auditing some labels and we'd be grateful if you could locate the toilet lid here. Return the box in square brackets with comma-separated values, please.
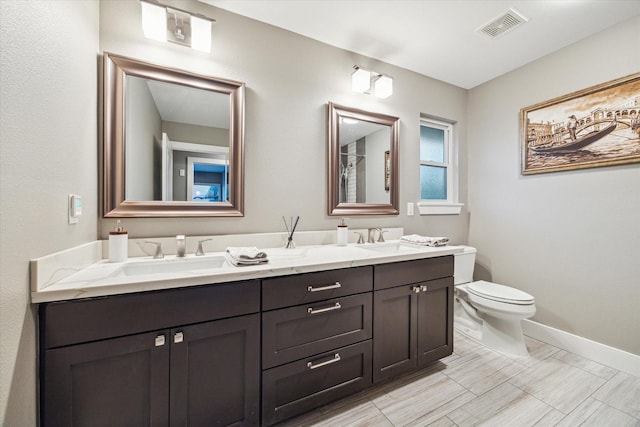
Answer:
[467, 280, 535, 305]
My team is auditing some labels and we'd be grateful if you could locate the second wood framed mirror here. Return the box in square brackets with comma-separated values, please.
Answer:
[328, 102, 399, 215]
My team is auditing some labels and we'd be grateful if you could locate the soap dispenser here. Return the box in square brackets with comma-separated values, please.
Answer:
[337, 218, 348, 246]
[109, 220, 128, 262]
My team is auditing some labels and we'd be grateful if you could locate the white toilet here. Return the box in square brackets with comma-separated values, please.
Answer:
[453, 246, 536, 357]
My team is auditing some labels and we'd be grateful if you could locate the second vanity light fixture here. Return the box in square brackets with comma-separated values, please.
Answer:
[140, 0, 214, 53]
[351, 66, 393, 99]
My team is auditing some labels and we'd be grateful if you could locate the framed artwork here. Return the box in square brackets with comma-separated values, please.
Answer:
[520, 73, 640, 175]
[384, 150, 390, 191]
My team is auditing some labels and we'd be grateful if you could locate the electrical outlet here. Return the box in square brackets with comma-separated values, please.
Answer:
[407, 202, 414, 216]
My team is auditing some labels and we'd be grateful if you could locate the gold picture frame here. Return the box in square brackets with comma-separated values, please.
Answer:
[520, 73, 640, 175]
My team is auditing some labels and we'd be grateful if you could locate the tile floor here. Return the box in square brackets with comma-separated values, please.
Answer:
[279, 332, 640, 426]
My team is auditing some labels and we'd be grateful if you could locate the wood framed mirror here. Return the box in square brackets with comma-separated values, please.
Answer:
[328, 102, 399, 215]
[103, 52, 245, 217]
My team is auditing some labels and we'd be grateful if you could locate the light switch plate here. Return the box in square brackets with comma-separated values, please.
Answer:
[407, 202, 414, 216]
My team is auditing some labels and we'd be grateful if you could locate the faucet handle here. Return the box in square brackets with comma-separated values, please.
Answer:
[376, 228, 387, 243]
[196, 239, 212, 256]
[354, 232, 365, 244]
[144, 241, 164, 259]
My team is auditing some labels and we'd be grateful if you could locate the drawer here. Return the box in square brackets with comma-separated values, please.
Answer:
[261, 340, 372, 426]
[374, 256, 453, 290]
[262, 293, 372, 369]
[262, 266, 373, 310]
[40, 280, 260, 349]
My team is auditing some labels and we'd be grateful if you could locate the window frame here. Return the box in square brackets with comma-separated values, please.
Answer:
[418, 117, 463, 215]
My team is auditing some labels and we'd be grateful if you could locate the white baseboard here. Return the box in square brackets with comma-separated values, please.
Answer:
[522, 319, 640, 377]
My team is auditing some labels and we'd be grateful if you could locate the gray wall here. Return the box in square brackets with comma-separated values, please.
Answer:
[0, 1, 99, 424]
[126, 75, 162, 200]
[467, 16, 640, 355]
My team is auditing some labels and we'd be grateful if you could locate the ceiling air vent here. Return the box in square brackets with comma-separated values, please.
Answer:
[478, 8, 528, 39]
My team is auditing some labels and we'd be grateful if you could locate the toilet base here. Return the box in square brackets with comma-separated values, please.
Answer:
[481, 314, 529, 358]
[454, 298, 530, 358]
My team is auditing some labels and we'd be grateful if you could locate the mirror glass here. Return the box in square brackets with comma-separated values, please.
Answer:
[328, 103, 399, 215]
[103, 53, 245, 217]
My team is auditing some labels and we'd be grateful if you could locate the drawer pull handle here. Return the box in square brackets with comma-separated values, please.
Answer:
[307, 353, 341, 370]
[308, 302, 341, 315]
[307, 282, 342, 292]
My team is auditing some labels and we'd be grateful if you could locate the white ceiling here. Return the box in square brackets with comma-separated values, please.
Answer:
[203, 0, 640, 89]
[145, 79, 229, 129]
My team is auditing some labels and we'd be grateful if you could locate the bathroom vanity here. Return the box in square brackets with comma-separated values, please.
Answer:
[34, 238, 457, 426]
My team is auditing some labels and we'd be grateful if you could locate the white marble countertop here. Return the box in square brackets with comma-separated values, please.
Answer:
[31, 231, 462, 303]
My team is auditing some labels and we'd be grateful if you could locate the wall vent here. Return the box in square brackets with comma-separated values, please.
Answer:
[478, 8, 528, 38]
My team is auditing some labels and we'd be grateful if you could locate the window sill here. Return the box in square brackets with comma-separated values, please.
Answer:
[417, 202, 463, 215]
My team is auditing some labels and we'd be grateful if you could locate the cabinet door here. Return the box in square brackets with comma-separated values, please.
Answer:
[373, 285, 419, 383]
[170, 314, 260, 427]
[42, 331, 170, 427]
[417, 277, 454, 367]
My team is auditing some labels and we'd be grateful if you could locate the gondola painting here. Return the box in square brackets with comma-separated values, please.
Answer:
[521, 73, 640, 175]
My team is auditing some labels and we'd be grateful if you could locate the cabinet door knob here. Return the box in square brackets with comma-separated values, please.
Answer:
[307, 282, 342, 292]
[307, 353, 341, 370]
[174, 332, 184, 344]
[412, 286, 421, 293]
[307, 302, 341, 315]
[421, 285, 428, 292]
[155, 335, 166, 347]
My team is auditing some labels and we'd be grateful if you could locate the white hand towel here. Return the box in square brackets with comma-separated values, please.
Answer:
[399, 234, 449, 247]
[226, 247, 269, 266]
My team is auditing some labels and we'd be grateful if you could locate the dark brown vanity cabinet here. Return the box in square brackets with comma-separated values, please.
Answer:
[39, 280, 261, 427]
[38, 255, 455, 426]
[261, 267, 374, 426]
[373, 256, 454, 383]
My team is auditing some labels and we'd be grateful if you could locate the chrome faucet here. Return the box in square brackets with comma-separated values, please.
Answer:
[366, 228, 387, 243]
[144, 241, 164, 259]
[176, 235, 186, 258]
[195, 239, 212, 256]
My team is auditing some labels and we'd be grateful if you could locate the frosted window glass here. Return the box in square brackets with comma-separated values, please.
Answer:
[420, 126, 445, 163]
[420, 165, 447, 200]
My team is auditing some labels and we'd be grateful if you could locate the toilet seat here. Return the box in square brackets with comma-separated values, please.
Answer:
[467, 280, 534, 305]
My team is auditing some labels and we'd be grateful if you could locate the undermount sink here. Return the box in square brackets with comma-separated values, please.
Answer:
[358, 242, 410, 254]
[112, 256, 226, 277]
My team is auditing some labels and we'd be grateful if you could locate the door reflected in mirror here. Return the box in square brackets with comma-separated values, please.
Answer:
[103, 53, 245, 217]
[328, 103, 399, 215]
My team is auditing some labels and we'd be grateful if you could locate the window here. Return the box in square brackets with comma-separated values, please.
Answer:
[418, 118, 462, 215]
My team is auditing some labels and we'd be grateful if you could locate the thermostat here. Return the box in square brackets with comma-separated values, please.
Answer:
[68, 194, 83, 224]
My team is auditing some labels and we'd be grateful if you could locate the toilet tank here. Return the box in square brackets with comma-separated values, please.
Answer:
[454, 246, 477, 285]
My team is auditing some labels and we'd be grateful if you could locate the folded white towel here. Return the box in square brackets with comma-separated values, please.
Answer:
[399, 234, 449, 247]
[225, 247, 269, 266]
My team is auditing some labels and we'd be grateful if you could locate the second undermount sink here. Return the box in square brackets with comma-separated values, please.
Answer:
[358, 242, 410, 254]
[112, 255, 226, 277]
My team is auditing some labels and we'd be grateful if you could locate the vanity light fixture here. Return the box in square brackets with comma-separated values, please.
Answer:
[351, 67, 372, 93]
[351, 66, 393, 99]
[140, 0, 214, 53]
[374, 74, 393, 99]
